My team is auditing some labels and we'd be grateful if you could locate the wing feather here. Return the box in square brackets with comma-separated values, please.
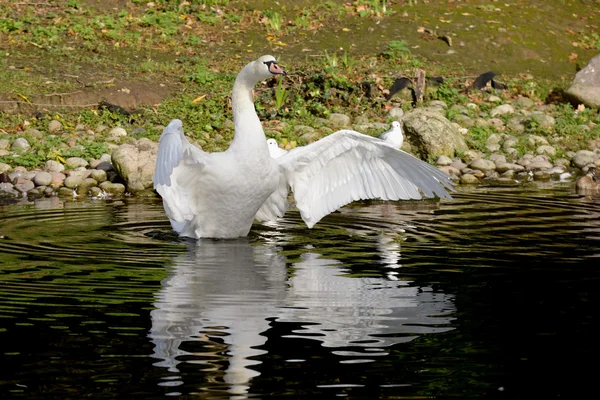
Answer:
[153, 119, 208, 230]
[277, 130, 455, 227]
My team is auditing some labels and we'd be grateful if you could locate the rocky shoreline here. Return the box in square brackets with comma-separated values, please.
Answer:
[1, 95, 599, 205]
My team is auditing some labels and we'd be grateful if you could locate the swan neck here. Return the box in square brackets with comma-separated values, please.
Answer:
[231, 68, 265, 149]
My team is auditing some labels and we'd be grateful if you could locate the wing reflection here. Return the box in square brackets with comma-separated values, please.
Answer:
[149, 238, 455, 395]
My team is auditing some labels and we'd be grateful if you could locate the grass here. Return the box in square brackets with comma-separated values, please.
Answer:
[0, 1, 599, 169]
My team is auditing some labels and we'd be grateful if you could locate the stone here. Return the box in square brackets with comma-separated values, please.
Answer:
[486, 95, 502, 103]
[489, 154, 506, 164]
[0, 182, 18, 197]
[435, 155, 453, 166]
[0, 162, 11, 174]
[11, 138, 30, 151]
[388, 107, 405, 119]
[506, 117, 526, 133]
[111, 138, 159, 192]
[402, 108, 468, 159]
[33, 171, 53, 186]
[99, 181, 126, 196]
[536, 145, 557, 157]
[527, 113, 556, 129]
[89, 169, 107, 183]
[495, 162, 525, 173]
[571, 150, 597, 169]
[353, 114, 369, 125]
[65, 157, 89, 169]
[527, 155, 553, 170]
[460, 174, 479, 184]
[64, 175, 84, 189]
[565, 53, 600, 108]
[453, 115, 474, 127]
[528, 135, 549, 147]
[427, 100, 448, 110]
[533, 171, 551, 181]
[95, 161, 114, 172]
[51, 172, 66, 186]
[470, 158, 496, 171]
[48, 120, 62, 132]
[109, 127, 128, 138]
[450, 160, 467, 170]
[328, 113, 351, 128]
[488, 118, 505, 127]
[462, 150, 482, 164]
[514, 97, 535, 109]
[438, 165, 461, 176]
[14, 178, 35, 193]
[293, 125, 315, 134]
[0, 139, 10, 149]
[44, 160, 65, 173]
[490, 104, 514, 117]
[58, 187, 76, 197]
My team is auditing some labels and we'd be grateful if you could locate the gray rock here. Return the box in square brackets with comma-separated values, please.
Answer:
[438, 165, 461, 176]
[223, 119, 235, 130]
[554, 158, 571, 168]
[533, 171, 551, 181]
[514, 97, 535, 109]
[470, 158, 496, 171]
[64, 175, 84, 189]
[571, 150, 597, 168]
[44, 160, 65, 173]
[490, 104, 514, 117]
[0, 182, 18, 197]
[0, 149, 10, 156]
[353, 114, 369, 125]
[89, 186, 104, 197]
[484, 170, 500, 179]
[488, 118, 505, 127]
[453, 114, 474, 127]
[89, 169, 107, 183]
[506, 117, 526, 133]
[487, 95, 502, 103]
[0, 162, 11, 174]
[294, 125, 315, 134]
[99, 181, 126, 196]
[474, 118, 491, 127]
[14, 178, 35, 193]
[450, 160, 467, 170]
[489, 154, 507, 164]
[33, 171, 53, 186]
[51, 172, 66, 186]
[96, 124, 109, 133]
[388, 107, 405, 119]
[527, 112, 556, 129]
[565, 53, 600, 109]
[11, 138, 30, 152]
[462, 150, 482, 164]
[95, 161, 114, 172]
[427, 100, 448, 110]
[460, 174, 479, 184]
[402, 108, 468, 159]
[109, 127, 128, 139]
[495, 162, 525, 173]
[501, 170, 516, 179]
[528, 135, 549, 147]
[436, 155, 453, 166]
[65, 157, 89, 169]
[0, 139, 10, 149]
[48, 120, 62, 132]
[527, 155, 553, 170]
[536, 145, 557, 157]
[328, 113, 351, 128]
[111, 138, 159, 192]
[58, 187, 76, 197]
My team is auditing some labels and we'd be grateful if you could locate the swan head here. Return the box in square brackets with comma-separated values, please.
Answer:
[391, 121, 401, 130]
[248, 55, 286, 81]
[266, 138, 279, 148]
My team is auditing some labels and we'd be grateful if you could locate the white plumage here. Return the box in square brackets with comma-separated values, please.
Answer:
[379, 120, 404, 149]
[153, 55, 455, 239]
[266, 138, 288, 158]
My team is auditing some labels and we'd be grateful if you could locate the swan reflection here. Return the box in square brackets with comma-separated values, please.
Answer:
[149, 238, 454, 395]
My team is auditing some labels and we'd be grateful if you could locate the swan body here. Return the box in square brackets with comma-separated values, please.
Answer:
[154, 55, 455, 239]
[267, 138, 288, 158]
[379, 121, 404, 149]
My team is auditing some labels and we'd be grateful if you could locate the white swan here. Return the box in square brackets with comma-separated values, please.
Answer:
[153, 55, 455, 239]
[266, 138, 288, 158]
[379, 120, 404, 149]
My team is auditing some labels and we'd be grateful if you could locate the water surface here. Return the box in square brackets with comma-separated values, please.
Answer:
[0, 184, 599, 398]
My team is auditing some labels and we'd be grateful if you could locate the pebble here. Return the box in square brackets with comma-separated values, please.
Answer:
[33, 171, 53, 186]
[470, 158, 496, 171]
[460, 174, 479, 184]
[435, 155, 453, 166]
[490, 104, 514, 117]
[48, 120, 62, 132]
[11, 138, 30, 151]
[45, 160, 65, 173]
[328, 113, 351, 128]
[65, 157, 89, 169]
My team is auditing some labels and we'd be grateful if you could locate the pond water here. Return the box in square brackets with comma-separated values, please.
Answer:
[0, 183, 599, 398]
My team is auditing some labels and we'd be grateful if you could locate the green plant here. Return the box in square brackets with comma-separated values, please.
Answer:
[381, 40, 410, 59]
[263, 10, 282, 33]
[274, 78, 288, 110]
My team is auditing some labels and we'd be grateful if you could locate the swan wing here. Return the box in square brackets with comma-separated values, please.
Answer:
[153, 119, 208, 227]
[255, 167, 290, 221]
[277, 129, 455, 228]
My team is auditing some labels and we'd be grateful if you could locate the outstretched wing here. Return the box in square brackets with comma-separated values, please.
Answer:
[277, 129, 455, 228]
[153, 119, 208, 229]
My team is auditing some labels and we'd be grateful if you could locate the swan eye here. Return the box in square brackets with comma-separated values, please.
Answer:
[263, 60, 286, 75]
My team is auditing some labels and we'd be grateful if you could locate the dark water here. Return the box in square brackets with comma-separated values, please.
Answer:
[0, 184, 599, 399]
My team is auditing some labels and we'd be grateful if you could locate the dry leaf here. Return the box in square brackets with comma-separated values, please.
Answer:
[569, 53, 578, 61]
[192, 95, 207, 103]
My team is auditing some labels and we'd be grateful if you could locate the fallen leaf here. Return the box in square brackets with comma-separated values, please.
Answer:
[342, 27, 350, 32]
[192, 95, 207, 103]
[568, 53, 578, 61]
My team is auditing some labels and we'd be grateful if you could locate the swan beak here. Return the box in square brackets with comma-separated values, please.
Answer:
[267, 61, 287, 75]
